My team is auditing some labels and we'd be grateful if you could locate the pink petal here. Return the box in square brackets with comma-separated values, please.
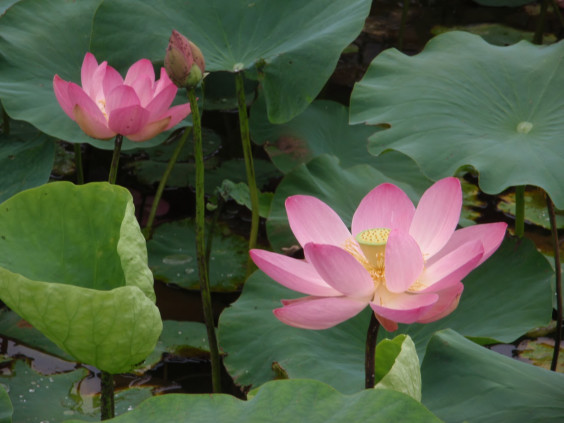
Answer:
[274, 296, 368, 329]
[130, 76, 155, 107]
[385, 230, 424, 293]
[304, 243, 374, 298]
[145, 83, 178, 120]
[102, 65, 125, 101]
[108, 105, 150, 136]
[126, 117, 171, 142]
[53, 75, 74, 119]
[154, 68, 173, 97]
[417, 282, 464, 323]
[286, 195, 351, 248]
[375, 314, 398, 332]
[250, 249, 341, 297]
[73, 104, 116, 139]
[125, 58, 155, 87]
[80, 52, 101, 97]
[105, 85, 140, 113]
[417, 240, 483, 293]
[352, 183, 415, 236]
[409, 177, 462, 258]
[370, 288, 438, 324]
[429, 222, 507, 267]
[162, 103, 191, 130]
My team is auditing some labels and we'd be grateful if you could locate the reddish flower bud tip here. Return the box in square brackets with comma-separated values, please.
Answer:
[165, 30, 205, 89]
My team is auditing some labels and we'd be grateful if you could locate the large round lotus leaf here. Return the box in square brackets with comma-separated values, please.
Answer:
[0, 182, 162, 374]
[218, 236, 552, 393]
[249, 97, 380, 173]
[266, 154, 431, 252]
[0, 383, 11, 423]
[350, 31, 564, 209]
[0, 120, 55, 203]
[64, 379, 441, 423]
[421, 329, 564, 422]
[0, 0, 189, 150]
[89, 0, 371, 123]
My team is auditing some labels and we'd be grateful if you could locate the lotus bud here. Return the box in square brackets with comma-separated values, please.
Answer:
[165, 30, 205, 89]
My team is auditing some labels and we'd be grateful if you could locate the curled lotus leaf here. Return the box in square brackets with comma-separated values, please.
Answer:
[0, 182, 162, 374]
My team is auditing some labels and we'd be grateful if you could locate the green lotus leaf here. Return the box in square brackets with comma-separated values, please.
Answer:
[421, 329, 564, 422]
[374, 335, 421, 402]
[0, 120, 55, 203]
[64, 379, 441, 423]
[90, 0, 371, 123]
[0, 182, 162, 374]
[0, 0, 189, 150]
[350, 31, 564, 209]
[0, 383, 12, 423]
[218, 236, 552, 393]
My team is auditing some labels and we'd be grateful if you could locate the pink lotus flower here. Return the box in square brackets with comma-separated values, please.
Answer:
[53, 53, 191, 142]
[250, 177, 507, 332]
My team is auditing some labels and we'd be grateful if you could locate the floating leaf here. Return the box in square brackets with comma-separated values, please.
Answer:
[147, 219, 246, 292]
[498, 188, 564, 230]
[431, 23, 556, 46]
[218, 236, 552, 393]
[516, 338, 564, 373]
[350, 31, 564, 209]
[0, 120, 54, 203]
[64, 379, 441, 423]
[421, 329, 564, 422]
[0, 182, 162, 374]
[218, 180, 273, 218]
[91, 0, 371, 123]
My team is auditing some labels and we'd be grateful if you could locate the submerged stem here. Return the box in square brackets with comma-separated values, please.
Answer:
[398, 0, 410, 50]
[108, 134, 123, 185]
[365, 313, 380, 389]
[143, 127, 192, 239]
[546, 194, 562, 371]
[188, 88, 222, 393]
[73, 143, 84, 185]
[514, 186, 525, 238]
[534, 0, 549, 44]
[235, 72, 260, 277]
[100, 371, 114, 420]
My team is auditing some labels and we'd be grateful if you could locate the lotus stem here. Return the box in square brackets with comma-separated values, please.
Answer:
[235, 71, 260, 277]
[205, 197, 225, 269]
[365, 313, 380, 389]
[108, 134, 123, 185]
[534, 0, 549, 45]
[100, 371, 114, 420]
[143, 127, 192, 240]
[74, 143, 84, 185]
[188, 88, 222, 393]
[514, 185, 525, 238]
[546, 194, 562, 371]
[551, 0, 564, 29]
[398, 0, 410, 50]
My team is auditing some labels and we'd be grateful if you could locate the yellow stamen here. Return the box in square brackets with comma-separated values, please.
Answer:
[355, 228, 391, 270]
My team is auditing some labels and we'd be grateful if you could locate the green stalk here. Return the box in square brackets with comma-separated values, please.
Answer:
[100, 371, 114, 420]
[398, 0, 410, 50]
[205, 197, 224, 269]
[365, 313, 380, 389]
[235, 72, 260, 276]
[551, 0, 564, 28]
[108, 134, 123, 185]
[514, 186, 525, 238]
[534, 0, 549, 45]
[546, 194, 562, 371]
[188, 88, 222, 393]
[74, 143, 84, 185]
[143, 127, 192, 239]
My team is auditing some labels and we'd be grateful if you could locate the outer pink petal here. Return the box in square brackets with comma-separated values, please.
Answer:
[126, 116, 171, 142]
[370, 288, 438, 324]
[53, 75, 74, 119]
[352, 183, 415, 236]
[154, 68, 173, 97]
[73, 104, 116, 139]
[304, 243, 374, 298]
[145, 83, 178, 120]
[108, 105, 151, 135]
[417, 282, 464, 323]
[375, 314, 399, 332]
[409, 177, 462, 258]
[80, 52, 101, 97]
[250, 249, 341, 297]
[429, 222, 507, 267]
[102, 65, 124, 100]
[385, 230, 424, 293]
[417, 240, 483, 293]
[286, 195, 351, 248]
[125, 58, 155, 87]
[274, 296, 368, 329]
[162, 103, 191, 130]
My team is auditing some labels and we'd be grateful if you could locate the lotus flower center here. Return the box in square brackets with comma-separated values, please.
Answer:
[355, 228, 391, 271]
[97, 99, 108, 120]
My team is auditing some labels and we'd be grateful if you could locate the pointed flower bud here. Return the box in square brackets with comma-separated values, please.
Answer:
[165, 30, 205, 89]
